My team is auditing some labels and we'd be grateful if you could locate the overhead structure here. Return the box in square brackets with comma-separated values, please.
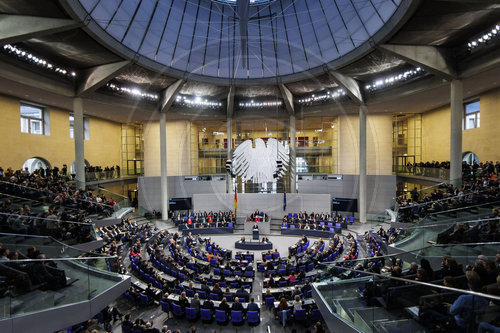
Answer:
[0, 14, 80, 44]
[63, 0, 414, 84]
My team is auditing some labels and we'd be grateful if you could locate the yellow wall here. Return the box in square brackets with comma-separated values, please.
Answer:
[0, 94, 121, 170]
[144, 120, 191, 177]
[338, 113, 392, 175]
[419, 87, 500, 162]
[421, 106, 450, 162]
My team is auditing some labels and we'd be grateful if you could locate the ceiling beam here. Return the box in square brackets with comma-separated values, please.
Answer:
[0, 14, 81, 44]
[379, 44, 457, 80]
[227, 86, 235, 118]
[279, 83, 295, 115]
[76, 61, 131, 97]
[159, 79, 185, 113]
[329, 71, 364, 105]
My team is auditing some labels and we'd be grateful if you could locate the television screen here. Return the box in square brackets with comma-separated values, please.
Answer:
[332, 198, 358, 212]
[169, 197, 192, 211]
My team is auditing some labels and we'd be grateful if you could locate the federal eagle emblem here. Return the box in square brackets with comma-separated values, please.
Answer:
[232, 138, 289, 183]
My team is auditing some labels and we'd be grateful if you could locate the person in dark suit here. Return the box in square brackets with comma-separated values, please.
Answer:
[247, 297, 260, 314]
[235, 286, 249, 302]
[219, 297, 230, 316]
[202, 295, 215, 313]
[122, 314, 133, 327]
[143, 321, 160, 333]
[231, 297, 245, 313]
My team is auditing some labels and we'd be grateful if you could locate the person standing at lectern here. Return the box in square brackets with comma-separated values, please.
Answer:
[253, 224, 259, 230]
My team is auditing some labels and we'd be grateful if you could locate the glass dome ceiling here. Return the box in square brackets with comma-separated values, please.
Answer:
[75, 0, 412, 82]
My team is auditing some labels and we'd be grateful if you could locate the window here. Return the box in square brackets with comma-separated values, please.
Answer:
[464, 100, 480, 129]
[20, 104, 45, 135]
[69, 115, 90, 140]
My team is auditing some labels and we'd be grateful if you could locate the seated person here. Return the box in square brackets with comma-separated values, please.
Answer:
[231, 297, 244, 313]
[247, 297, 260, 314]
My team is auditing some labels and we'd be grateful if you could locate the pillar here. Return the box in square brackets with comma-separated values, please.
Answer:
[73, 97, 85, 189]
[289, 114, 297, 193]
[359, 104, 367, 223]
[160, 112, 169, 220]
[226, 118, 233, 193]
[450, 80, 463, 186]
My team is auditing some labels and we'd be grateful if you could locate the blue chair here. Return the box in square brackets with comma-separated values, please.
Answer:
[311, 308, 321, 322]
[139, 293, 151, 306]
[198, 291, 207, 299]
[307, 263, 314, 272]
[247, 311, 260, 325]
[265, 255, 272, 260]
[279, 281, 288, 287]
[278, 309, 292, 326]
[278, 268, 287, 276]
[294, 309, 306, 323]
[172, 303, 184, 318]
[265, 297, 275, 310]
[210, 293, 220, 301]
[223, 294, 232, 302]
[231, 310, 243, 325]
[160, 300, 170, 314]
[213, 268, 221, 276]
[178, 273, 186, 282]
[200, 308, 212, 322]
[230, 282, 239, 288]
[244, 270, 254, 278]
[121, 324, 132, 333]
[234, 270, 242, 276]
[305, 289, 313, 298]
[186, 289, 195, 297]
[215, 310, 227, 325]
[273, 253, 280, 259]
[185, 307, 197, 320]
[223, 269, 231, 277]
[258, 264, 266, 272]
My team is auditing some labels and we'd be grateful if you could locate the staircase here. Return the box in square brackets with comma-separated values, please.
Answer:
[270, 219, 282, 235]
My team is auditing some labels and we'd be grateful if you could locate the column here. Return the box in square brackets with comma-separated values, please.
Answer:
[226, 117, 233, 193]
[289, 114, 297, 193]
[359, 104, 367, 223]
[73, 98, 85, 189]
[450, 79, 463, 186]
[160, 112, 169, 220]
[235, 121, 242, 192]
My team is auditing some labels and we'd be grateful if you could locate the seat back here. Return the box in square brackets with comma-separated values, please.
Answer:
[294, 309, 306, 320]
[231, 310, 243, 323]
[210, 293, 220, 301]
[247, 311, 260, 324]
[185, 307, 197, 320]
[160, 300, 170, 313]
[200, 308, 212, 321]
[215, 310, 226, 323]
[265, 297, 275, 309]
[172, 303, 184, 316]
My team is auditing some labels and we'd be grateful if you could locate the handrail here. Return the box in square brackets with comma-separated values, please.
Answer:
[0, 191, 81, 212]
[399, 216, 500, 231]
[0, 211, 93, 225]
[5, 256, 118, 262]
[322, 241, 500, 265]
[0, 232, 107, 258]
[94, 185, 128, 199]
[319, 261, 500, 302]
[0, 179, 114, 208]
[399, 186, 497, 210]
[428, 199, 500, 216]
